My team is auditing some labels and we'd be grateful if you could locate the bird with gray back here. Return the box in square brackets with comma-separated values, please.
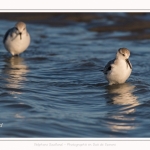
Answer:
[3, 22, 30, 56]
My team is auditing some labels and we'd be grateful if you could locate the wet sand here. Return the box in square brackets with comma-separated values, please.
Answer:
[0, 12, 150, 40]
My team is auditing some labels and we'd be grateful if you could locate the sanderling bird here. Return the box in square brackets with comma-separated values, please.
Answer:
[103, 48, 132, 85]
[3, 22, 30, 56]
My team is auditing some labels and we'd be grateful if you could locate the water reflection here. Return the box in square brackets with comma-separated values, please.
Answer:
[3, 56, 29, 95]
[106, 83, 139, 132]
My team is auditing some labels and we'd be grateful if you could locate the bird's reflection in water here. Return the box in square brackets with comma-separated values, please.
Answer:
[106, 83, 139, 132]
[4, 56, 29, 95]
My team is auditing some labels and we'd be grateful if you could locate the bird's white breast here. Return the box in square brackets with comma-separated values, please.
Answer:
[5, 32, 30, 56]
[106, 59, 132, 85]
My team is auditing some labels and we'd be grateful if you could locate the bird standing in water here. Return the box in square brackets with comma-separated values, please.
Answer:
[3, 22, 30, 56]
[103, 48, 132, 85]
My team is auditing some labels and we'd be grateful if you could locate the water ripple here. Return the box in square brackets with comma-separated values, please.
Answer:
[0, 18, 150, 137]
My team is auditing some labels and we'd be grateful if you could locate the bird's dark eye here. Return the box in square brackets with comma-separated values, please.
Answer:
[15, 27, 18, 30]
[122, 54, 125, 56]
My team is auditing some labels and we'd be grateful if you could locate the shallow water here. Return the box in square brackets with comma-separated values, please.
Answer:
[0, 15, 150, 137]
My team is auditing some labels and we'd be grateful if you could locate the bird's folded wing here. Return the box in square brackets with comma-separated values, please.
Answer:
[3, 28, 14, 43]
[103, 59, 115, 74]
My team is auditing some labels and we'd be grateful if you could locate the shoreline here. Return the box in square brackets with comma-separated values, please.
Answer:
[0, 12, 150, 40]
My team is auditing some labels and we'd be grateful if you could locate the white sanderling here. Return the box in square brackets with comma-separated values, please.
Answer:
[3, 22, 30, 56]
[103, 48, 132, 85]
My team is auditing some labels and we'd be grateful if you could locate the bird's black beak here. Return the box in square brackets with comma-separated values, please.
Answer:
[19, 32, 22, 40]
[126, 59, 132, 69]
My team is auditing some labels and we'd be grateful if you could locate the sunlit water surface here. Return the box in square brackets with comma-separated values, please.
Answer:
[0, 20, 150, 137]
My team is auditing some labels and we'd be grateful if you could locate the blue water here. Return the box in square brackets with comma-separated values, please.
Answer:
[0, 15, 150, 137]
